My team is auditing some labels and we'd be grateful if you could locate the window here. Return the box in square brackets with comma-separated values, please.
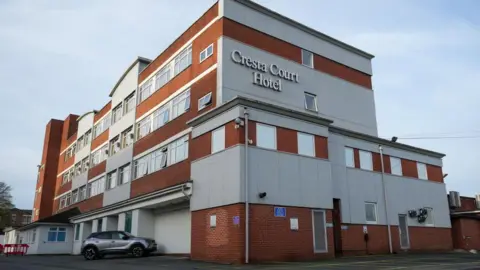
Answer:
[91, 149, 101, 167]
[304, 92, 318, 112]
[417, 162, 428, 180]
[110, 136, 120, 155]
[11, 214, 16, 223]
[48, 227, 66, 242]
[62, 172, 69, 185]
[390, 157, 402, 176]
[137, 117, 151, 140]
[22, 215, 31, 225]
[93, 122, 103, 138]
[88, 177, 105, 198]
[31, 229, 36, 243]
[365, 202, 377, 224]
[174, 46, 192, 76]
[256, 123, 276, 150]
[171, 89, 190, 119]
[96, 232, 111, 240]
[200, 44, 214, 62]
[312, 210, 327, 252]
[211, 126, 225, 153]
[75, 162, 82, 176]
[154, 65, 171, 91]
[298, 132, 315, 157]
[84, 130, 92, 146]
[72, 189, 79, 204]
[424, 208, 434, 226]
[75, 224, 80, 241]
[82, 157, 89, 173]
[152, 105, 169, 131]
[359, 150, 373, 171]
[79, 185, 87, 201]
[77, 136, 84, 151]
[107, 170, 117, 190]
[119, 164, 131, 185]
[210, 215, 216, 228]
[169, 136, 189, 165]
[139, 78, 153, 103]
[121, 127, 134, 148]
[124, 92, 136, 114]
[301, 49, 314, 68]
[112, 103, 123, 124]
[198, 92, 212, 111]
[134, 154, 150, 179]
[151, 148, 168, 171]
[345, 147, 354, 167]
[65, 193, 71, 207]
[124, 212, 132, 233]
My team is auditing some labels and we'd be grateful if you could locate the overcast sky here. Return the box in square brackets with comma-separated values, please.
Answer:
[0, 0, 479, 209]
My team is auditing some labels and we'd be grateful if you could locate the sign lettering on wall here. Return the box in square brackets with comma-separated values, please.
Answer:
[231, 50, 299, 92]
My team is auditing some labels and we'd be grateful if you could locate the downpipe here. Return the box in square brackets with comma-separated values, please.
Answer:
[379, 145, 393, 254]
[244, 107, 250, 264]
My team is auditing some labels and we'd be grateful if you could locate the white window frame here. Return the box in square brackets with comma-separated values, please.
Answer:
[365, 202, 378, 224]
[198, 92, 212, 111]
[174, 45, 192, 76]
[390, 156, 402, 176]
[345, 147, 355, 168]
[304, 92, 318, 112]
[138, 78, 153, 103]
[301, 49, 314, 68]
[359, 150, 373, 171]
[124, 92, 136, 115]
[311, 210, 328, 253]
[154, 65, 172, 91]
[417, 162, 428, 180]
[119, 164, 131, 185]
[112, 103, 123, 124]
[211, 126, 225, 154]
[297, 132, 315, 157]
[168, 136, 189, 165]
[200, 43, 214, 63]
[256, 123, 277, 150]
[107, 170, 117, 190]
[171, 89, 191, 119]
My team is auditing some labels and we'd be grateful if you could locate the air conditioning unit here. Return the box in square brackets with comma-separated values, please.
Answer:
[449, 191, 461, 208]
[129, 133, 135, 139]
[104, 149, 109, 155]
[475, 194, 480, 209]
[115, 142, 121, 148]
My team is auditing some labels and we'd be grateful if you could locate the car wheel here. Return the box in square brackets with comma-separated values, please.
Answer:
[83, 247, 98, 260]
[131, 245, 145, 258]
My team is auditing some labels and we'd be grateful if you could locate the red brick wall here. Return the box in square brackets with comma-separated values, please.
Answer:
[427, 164, 443, 183]
[340, 224, 452, 255]
[88, 161, 106, 180]
[191, 204, 334, 264]
[402, 159, 418, 178]
[93, 102, 111, 123]
[91, 131, 108, 151]
[315, 136, 328, 159]
[191, 204, 245, 264]
[277, 127, 297, 154]
[222, 19, 372, 89]
[458, 197, 477, 211]
[451, 218, 480, 250]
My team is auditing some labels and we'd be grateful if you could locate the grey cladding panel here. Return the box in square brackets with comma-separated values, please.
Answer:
[103, 182, 131, 207]
[106, 145, 133, 173]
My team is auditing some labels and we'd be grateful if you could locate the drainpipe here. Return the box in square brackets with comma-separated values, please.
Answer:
[244, 107, 249, 264]
[379, 145, 393, 254]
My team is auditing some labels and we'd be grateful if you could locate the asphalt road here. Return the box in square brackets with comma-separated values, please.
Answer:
[1, 252, 480, 270]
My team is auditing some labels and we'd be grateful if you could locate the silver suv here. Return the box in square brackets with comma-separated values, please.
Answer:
[81, 231, 157, 260]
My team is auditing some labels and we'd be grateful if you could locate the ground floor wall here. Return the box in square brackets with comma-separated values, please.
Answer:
[451, 218, 480, 251]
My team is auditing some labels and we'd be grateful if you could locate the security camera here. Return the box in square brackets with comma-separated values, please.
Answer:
[258, 192, 267, 199]
[234, 118, 244, 129]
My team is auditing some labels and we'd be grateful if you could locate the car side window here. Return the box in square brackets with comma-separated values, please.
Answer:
[111, 232, 126, 240]
[96, 232, 112, 240]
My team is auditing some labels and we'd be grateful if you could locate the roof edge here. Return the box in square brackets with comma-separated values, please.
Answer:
[76, 110, 96, 123]
[329, 126, 446, 159]
[234, 0, 374, 60]
[187, 96, 334, 128]
[109, 56, 152, 97]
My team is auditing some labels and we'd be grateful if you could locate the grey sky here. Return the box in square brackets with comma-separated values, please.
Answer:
[0, 0, 479, 209]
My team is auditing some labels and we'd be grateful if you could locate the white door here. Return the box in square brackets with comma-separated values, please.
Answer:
[398, 214, 410, 249]
[154, 208, 191, 254]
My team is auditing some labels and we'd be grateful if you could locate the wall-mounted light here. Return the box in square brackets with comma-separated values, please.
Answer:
[391, 136, 398, 143]
[258, 192, 267, 199]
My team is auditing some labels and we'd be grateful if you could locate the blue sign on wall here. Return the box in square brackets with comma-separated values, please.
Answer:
[233, 216, 240, 225]
[274, 207, 286, 217]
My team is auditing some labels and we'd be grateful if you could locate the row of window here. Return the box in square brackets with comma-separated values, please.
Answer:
[211, 123, 318, 157]
[137, 89, 191, 140]
[344, 147, 429, 180]
[139, 46, 193, 103]
[59, 176, 106, 210]
[364, 202, 434, 226]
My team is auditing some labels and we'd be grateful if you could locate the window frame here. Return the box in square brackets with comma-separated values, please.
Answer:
[390, 156, 403, 176]
[301, 49, 314, 68]
[211, 126, 226, 154]
[173, 45, 193, 76]
[359, 150, 373, 171]
[112, 103, 123, 124]
[47, 227, 67, 242]
[198, 92, 212, 111]
[256, 123, 277, 150]
[124, 92, 136, 115]
[200, 43, 214, 63]
[119, 164, 131, 185]
[106, 170, 118, 190]
[297, 132, 315, 157]
[304, 92, 318, 112]
[417, 162, 428, 180]
[344, 147, 354, 168]
[365, 202, 378, 224]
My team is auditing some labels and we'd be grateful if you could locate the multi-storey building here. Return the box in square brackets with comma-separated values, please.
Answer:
[27, 0, 452, 263]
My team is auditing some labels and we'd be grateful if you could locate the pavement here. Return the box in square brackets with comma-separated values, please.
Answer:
[1, 252, 480, 270]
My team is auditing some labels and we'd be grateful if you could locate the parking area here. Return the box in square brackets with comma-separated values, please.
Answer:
[0, 253, 480, 270]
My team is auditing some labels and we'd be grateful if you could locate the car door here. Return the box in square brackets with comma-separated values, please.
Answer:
[110, 232, 130, 250]
[94, 232, 113, 251]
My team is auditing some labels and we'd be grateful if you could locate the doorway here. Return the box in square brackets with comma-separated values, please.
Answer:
[333, 199, 343, 256]
[398, 214, 410, 249]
